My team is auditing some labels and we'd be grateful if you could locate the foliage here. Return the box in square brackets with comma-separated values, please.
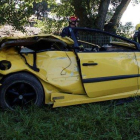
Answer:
[117, 22, 134, 38]
[0, 0, 140, 35]
[34, 0, 75, 34]
[35, 0, 75, 34]
[33, 0, 48, 20]
[1, 99, 140, 140]
[54, 0, 139, 33]
[34, 18, 68, 34]
[0, 0, 34, 31]
[32, 0, 57, 20]
[131, 0, 140, 5]
[0, 0, 55, 31]
[53, 0, 74, 18]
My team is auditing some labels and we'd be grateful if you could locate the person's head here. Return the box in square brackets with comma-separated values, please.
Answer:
[69, 16, 79, 27]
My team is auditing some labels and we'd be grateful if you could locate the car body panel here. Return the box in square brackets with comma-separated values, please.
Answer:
[134, 52, 140, 92]
[0, 29, 140, 108]
[0, 34, 74, 47]
[51, 89, 138, 107]
[77, 52, 138, 98]
[29, 51, 85, 95]
[110, 41, 136, 49]
[0, 47, 85, 104]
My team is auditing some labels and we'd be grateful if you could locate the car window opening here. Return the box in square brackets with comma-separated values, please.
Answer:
[72, 29, 138, 52]
[20, 37, 72, 53]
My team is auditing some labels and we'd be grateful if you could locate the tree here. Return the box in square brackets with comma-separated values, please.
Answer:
[104, 0, 131, 33]
[0, 0, 36, 31]
[95, 0, 111, 30]
[33, 0, 48, 20]
[0, 0, 139, 34]
[56, 0, 139, 33]
[0, 0, 55, 31]
[117, 22, 134, 38]
[72, 0, 132, 33]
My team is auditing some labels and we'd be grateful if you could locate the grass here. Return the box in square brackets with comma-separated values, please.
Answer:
[0, 99, 140, 140]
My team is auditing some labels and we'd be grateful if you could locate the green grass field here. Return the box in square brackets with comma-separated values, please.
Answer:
[0, 99, 140, 140]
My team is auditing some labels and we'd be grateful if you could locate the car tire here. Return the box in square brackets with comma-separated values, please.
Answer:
[0, 72, 44, 110]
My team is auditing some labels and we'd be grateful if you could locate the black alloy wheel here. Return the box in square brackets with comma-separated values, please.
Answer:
[5, 82, 36, 107]
[0, 72, 44, 110]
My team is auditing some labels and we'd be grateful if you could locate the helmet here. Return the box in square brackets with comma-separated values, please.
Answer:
[69, 16, 79, 23]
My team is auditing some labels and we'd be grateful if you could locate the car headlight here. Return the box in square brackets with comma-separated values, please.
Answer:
[0, 60, 11, 70]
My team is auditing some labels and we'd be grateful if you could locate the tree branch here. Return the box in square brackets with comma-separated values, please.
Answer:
[105, 0, 131, 33]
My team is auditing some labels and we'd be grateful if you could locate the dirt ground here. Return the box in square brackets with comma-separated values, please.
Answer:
[0, 25, 41, 37]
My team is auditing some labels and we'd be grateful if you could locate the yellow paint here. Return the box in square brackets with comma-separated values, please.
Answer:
[0, 34, 74, 46]
[0, 35, 139, 108]
[51, 91, 138, 107]
[0, 47, 85, 104]
[110, 41, 136, 49]
[78, 40, 101, 48]
[78, 52, 138, 98]
[134, 52, 140, 93]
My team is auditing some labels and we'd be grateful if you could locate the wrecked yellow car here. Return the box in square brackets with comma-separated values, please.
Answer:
[0, 27, 140, 110]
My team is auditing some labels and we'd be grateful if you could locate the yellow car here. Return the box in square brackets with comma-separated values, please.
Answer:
[0, 27, 140, 110]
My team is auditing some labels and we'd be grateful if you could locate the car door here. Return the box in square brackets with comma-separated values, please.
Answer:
[134, 52, 140, 94]
[78, 52, 138, 98]
[76, 29, 139, 98]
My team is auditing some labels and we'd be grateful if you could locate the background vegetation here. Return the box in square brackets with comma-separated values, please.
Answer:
[0, 0, 140, 37]
[1, 99, 140, 140]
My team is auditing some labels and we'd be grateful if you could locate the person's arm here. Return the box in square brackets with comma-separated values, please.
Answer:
[61, 27, 69, 37]
[133, 31, 138, 42]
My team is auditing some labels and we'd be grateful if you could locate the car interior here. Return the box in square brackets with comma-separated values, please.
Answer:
[76, 31, 137, 52]
[18, 29, 138, 54]
[20, 37, 73, 53]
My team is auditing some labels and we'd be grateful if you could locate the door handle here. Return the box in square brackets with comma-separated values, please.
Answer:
[82, 63, 98, 66]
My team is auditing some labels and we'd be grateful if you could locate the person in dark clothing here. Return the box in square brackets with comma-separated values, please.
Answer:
[61, 16, 79, 37]
[133, 24, 140, 43]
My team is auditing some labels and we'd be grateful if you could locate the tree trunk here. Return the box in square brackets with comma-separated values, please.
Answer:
[95, 0, 111, 30]
[71, 0, 90, 27]
[105, 0, 131, 33]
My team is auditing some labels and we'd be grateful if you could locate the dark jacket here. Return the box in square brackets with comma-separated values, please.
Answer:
[133, 30, 140, 43]
[61, 26, 77, 38]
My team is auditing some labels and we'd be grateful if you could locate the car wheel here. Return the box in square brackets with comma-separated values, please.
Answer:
[0, 72, 44, 110]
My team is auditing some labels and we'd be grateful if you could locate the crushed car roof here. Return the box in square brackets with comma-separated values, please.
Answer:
[0, 34, 74, 47]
